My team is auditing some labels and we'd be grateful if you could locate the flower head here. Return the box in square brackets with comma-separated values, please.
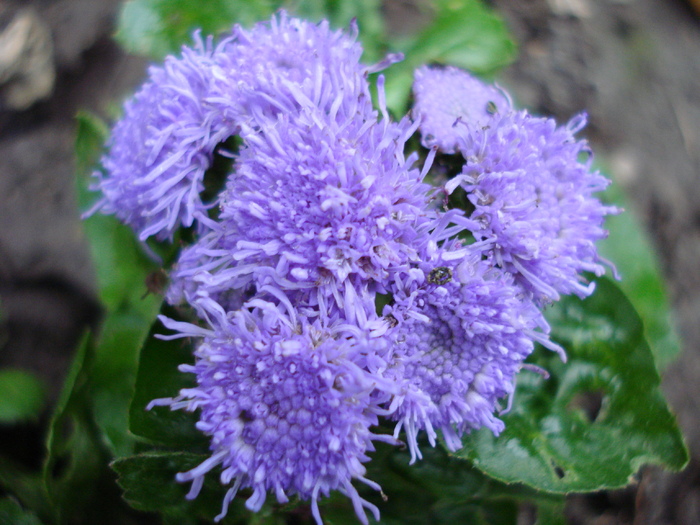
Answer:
[167, 79, 435, 328]
[90, 11, 385, 241]
[412, 65, 510, 153]
[151, 305, 393, 525]
[207, 11, 379, 124]
[91, 11, 621, 524]
[382, 244, 558, 461]
[447, 111, 618, 302]
[90, 37, 232, 240]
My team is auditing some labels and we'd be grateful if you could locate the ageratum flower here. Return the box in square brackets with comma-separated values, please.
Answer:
[167, 77, 436, 328]
[92, 10, 619, 524]
[206, 11, 396, 126]
[149, 302, 397, 525]
[90, 11, 394, 241]
[446, 110, 618, 302]
[413, 66, 617, 302]
[89, 36, 233, 240]
[412, 65, 510, 153]
[381, 242, 563, 462]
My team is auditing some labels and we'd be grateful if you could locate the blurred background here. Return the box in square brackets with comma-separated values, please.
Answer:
[0, 0, 698, 522]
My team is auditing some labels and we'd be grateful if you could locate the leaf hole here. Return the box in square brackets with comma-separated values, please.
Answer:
[551, 461, 566, 479]
[568, 389, 606, 423]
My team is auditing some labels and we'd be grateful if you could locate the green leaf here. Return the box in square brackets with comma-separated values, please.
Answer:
[42, 332, 105, 523]
[112, 452, 252, 524]
[41, 331, 149, 524]
[90, 307, 163, 458]
[80, 214, 161, 315]
[0, 497, 43, 525]
[75, 111, 108, 177]
[599, 183, 681, 370]
[129, 309, 207, 451]
[75, 110, 167, 458]
[318, 440, 563, 525]
[115, 0, 387, 62]
[0, 369, 46, 423]
[383, 0, 517, 115]
[456, 277, 688, 493]
[116, 0, 279, 59]
[0, 456, 51, 521]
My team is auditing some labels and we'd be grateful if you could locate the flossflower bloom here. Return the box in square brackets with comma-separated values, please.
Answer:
[412, 64, 510, 153]
[380, 237, 564, 462]
[150, 303, 394, 525]
[415, 66, 618, 303]
[88, 12, 395, 241]
[90, 12, 617, 525]
[88, 36, 236, 240]
[167, 78, 433, 323]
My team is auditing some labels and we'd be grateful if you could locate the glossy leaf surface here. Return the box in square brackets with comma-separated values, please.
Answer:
[599, 183, 681, 370]
[457, 278, 688, 493]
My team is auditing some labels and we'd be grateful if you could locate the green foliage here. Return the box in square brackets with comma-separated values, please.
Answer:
[129, 310, 208, 450]
[456, 277, 688, 493]
[0, 370, 46, 423]
[116, 0, 386, 62]
[599, 183, 681, 370]
[42, 332, 106, 524]
[74, 111, 166, 460]
[116, 0, 272, 59]
[74, 111, 108, 177]
[383, 0, 517, 114]
[112, 452, 253, 524]
[0, 497, 43, 525]
[338, 442, 563, 525]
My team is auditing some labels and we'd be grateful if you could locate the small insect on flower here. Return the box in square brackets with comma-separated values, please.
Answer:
[143, 269, 168, 298]
[427, 266, 453, 285]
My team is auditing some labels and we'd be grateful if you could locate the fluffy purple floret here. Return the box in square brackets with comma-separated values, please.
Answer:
[150, 306, 392, 525]
[91, 11, 387, 241]
[382, 244, 560, 461]
[223, 106, 429, 287]
[412, 65, 510, 153]
[207, 11, 381, 125]
[167, 83, 435, 326]
[90, 36, 234, 240]
[447, 111, 619, 303]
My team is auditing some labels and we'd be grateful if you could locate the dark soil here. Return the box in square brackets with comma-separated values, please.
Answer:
[1, 0, 699, 523]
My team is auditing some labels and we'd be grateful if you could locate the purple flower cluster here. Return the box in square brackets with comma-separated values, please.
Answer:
[91, 13, 616, 525]
[414, 65, 619, 303]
